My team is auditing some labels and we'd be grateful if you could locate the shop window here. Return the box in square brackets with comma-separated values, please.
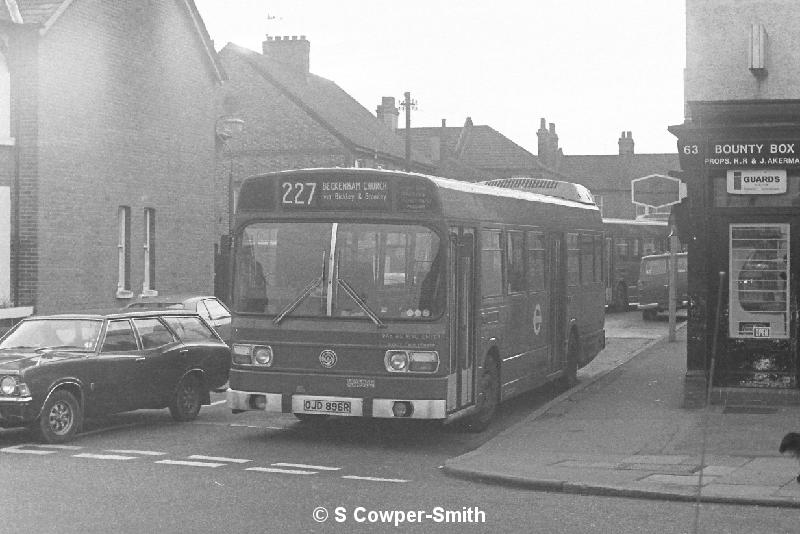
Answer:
[729, 224, 789, 339]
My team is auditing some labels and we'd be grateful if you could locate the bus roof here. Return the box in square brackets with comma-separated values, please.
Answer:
[235, 168, 603, 232]
[602, 218, 668, 226]
[480, 177, 596, 205]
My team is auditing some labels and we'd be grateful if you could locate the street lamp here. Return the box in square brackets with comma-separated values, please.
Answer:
[215, 116, 245, 234]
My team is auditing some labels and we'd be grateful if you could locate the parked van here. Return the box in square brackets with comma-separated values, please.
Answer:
[637, 252, 688, 320]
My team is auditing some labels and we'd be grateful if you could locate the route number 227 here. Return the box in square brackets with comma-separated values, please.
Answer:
[281, 182, 317, 206]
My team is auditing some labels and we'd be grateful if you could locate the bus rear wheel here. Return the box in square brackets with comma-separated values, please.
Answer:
[461, 359, 499, 433]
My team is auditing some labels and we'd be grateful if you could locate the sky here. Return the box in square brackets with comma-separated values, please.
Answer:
[194, 0, 686, 156]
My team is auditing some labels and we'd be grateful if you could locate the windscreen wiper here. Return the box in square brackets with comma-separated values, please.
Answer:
[272, 276, 323, 325]
[337, 277, 386, 328]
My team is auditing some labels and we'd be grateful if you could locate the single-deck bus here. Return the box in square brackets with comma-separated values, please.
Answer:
[601, 218, 669, 310]
[226, 168, 605, 430]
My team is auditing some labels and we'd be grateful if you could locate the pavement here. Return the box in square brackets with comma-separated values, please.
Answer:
[443, 322, 800, 508]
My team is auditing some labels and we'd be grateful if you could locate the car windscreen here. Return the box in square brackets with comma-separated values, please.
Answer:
[0, 318, 103, 351]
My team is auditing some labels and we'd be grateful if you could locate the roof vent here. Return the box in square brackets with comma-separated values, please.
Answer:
[481, 177, 596, 204]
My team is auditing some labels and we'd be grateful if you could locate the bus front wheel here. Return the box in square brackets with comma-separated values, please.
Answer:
[462, 358, 500, 433]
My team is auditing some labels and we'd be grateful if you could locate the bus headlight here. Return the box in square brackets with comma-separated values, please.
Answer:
[384, 350, 439, 373]
[386, 351, 409, 372]
[232, 344, 274, 366]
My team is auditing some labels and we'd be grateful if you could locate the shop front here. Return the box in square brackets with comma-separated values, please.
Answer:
[670, 101, 800, 396]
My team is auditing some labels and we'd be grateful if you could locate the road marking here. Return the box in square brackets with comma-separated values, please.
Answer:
[104, 449, 167, 456]
[341, 475, 408, 483]
[1, 445, 58, 455]
[155, 460, 226, 468]
[271, 462, 340, 471]
[210, 400, 226, 406]
[188, 455, 251, 464]
[73, 453, 137, 461]
[245, 467, 317, 475]
[32, 444, 83, 450]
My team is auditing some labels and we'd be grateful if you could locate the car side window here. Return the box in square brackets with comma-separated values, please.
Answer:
[133, 318, 175, 349]
[101, 320, 139, 352]
[203, 298, 231, 320]
[195, 300, 212, 321]
[163, 316, 217, 343]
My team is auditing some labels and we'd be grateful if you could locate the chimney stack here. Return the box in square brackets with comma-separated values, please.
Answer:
[618, 131, 635, 156]
[537, 118, 561, 169]
[375, 97, 399, 131]
[262, 35, 310, 74]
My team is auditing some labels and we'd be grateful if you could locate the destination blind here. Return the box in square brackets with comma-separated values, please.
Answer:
[274, 175, 438, 212]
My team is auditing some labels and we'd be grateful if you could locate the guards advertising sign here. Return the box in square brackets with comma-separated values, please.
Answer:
[726, 169, 787, 194]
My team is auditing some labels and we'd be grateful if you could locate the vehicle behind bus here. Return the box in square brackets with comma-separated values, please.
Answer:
[637, 252, 688, 320]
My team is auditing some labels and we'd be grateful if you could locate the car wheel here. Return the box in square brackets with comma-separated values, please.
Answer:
[35, 390, 82, 444]
[169, 374, 202, 422]
[461, 358, 500, 433]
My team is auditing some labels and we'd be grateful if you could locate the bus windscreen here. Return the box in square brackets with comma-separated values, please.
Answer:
[233, 221, 444, 320]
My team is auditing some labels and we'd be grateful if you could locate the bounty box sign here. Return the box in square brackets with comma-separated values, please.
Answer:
[726, 169, 787, 195]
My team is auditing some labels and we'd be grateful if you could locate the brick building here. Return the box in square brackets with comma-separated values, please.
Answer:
[536, 121, 679, 219]
[213, 37, 435, 241]
[0, 0, 224, 320]
[400, 116, 563, 183]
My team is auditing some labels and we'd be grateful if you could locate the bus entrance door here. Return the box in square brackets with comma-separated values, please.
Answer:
[448, 227, 476, 411]
[548, 234, 567, 373]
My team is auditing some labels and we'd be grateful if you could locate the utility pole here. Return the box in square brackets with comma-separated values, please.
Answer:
[668, 223, 679, 341]
[400, 91, 417, 171]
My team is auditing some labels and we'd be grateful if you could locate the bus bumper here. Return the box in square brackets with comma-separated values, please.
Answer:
[226, 389, 446, 419]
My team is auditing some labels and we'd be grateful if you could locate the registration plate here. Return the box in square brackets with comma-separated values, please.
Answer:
[302, 399, 352, 414]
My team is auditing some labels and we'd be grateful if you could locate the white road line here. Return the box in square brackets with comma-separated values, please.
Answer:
[245, 467, 317, 475]
[73, 453, 137, 461]
[104, 449, 167, 456]
[32, 444, 83, 450]
[341, 475, 408, 483]
[188, 455, 251, 464]
[155, 460, 225, 468]
[1, 446, 57, 455]
[210, 400, 227, 406]
[271, 462, 341, 471]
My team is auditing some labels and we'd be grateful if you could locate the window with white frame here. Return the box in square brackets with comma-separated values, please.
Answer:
[116, 206, 132, 298]
[142, 208, 157, 296]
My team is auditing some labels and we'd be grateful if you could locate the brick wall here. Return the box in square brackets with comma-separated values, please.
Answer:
[29, 0, 220, 312]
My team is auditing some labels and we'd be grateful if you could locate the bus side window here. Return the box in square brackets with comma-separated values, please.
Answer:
[481, 229, 503, 297]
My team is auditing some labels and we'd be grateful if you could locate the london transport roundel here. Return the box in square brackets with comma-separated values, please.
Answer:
[319, 349, 337, 368]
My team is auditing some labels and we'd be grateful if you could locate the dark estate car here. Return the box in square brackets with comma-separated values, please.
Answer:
[125, 295, 232, 344]
[0, 310, 231, 443]
[637, 252, 689, 320]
